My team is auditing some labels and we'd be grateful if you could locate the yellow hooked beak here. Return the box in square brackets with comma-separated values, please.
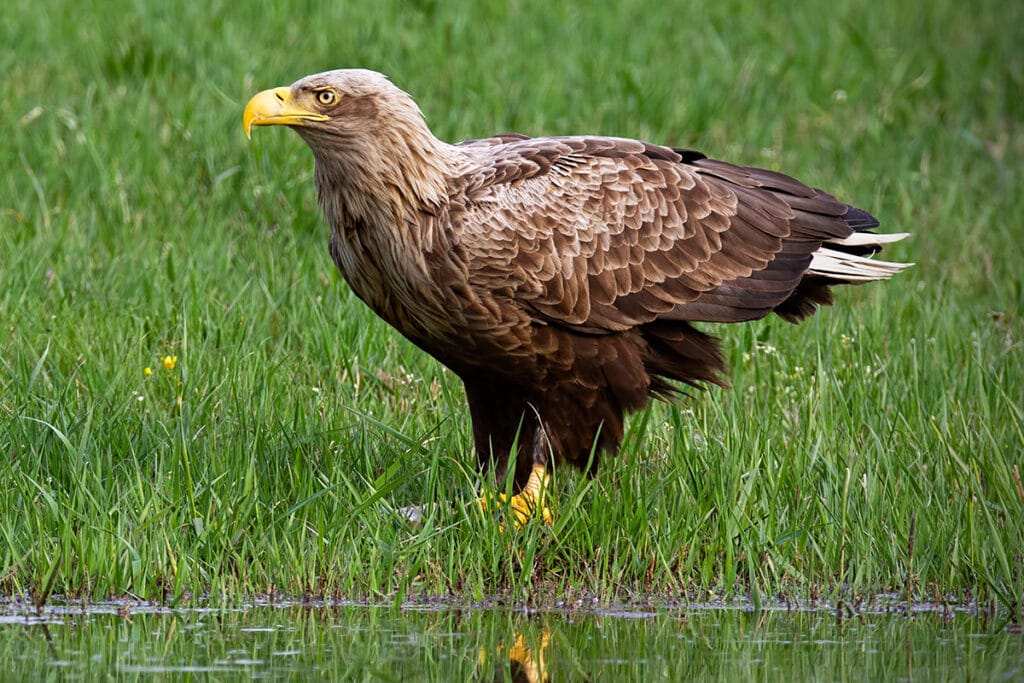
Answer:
[242, 87, 329, 139]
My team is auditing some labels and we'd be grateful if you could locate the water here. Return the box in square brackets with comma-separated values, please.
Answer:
[1, 599, 1020, 680]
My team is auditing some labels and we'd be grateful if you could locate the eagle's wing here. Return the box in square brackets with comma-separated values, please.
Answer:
[448, 136, 859, 333]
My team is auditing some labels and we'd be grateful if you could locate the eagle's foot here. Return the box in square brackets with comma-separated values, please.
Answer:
[479, 464, 552, 528]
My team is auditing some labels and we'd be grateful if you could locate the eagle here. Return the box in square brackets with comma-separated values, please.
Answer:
[243, 69, 909, 524]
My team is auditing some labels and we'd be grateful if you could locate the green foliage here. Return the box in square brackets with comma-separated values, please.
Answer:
[0, 0, 1021, 612]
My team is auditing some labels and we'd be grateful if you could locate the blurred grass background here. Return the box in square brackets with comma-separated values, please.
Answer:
[0, 0, 1021, 610]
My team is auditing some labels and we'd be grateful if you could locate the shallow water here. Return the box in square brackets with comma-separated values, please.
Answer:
[1, 599, 1020, 680]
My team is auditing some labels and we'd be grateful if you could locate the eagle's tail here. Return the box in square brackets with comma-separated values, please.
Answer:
[773, 207, 911, 323]
[809, 230, 912, 282]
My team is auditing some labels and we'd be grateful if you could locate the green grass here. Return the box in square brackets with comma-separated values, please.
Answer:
[1, 0, 1021, 612]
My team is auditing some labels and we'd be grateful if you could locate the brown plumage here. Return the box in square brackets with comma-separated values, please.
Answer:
[243, 69, 910, 496]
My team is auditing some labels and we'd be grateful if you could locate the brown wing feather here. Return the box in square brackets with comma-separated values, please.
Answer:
[449, 136, 847, 331]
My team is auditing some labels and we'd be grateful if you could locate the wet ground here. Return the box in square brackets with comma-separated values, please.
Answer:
[1, 597, 1021, 680]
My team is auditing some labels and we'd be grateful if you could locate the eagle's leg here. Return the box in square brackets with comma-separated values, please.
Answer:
[502, 403, 553, 526]
[465, 380, 553, 526]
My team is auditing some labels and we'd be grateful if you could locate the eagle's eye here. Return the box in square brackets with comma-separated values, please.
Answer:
[315, 89, 338, 107]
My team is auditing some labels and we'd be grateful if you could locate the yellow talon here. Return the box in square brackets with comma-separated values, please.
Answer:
[479, 464, 553, 528]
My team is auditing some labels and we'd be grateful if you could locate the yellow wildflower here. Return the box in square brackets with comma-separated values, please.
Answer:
[144, 367, 152, 376]
[162, 355, 178, 371]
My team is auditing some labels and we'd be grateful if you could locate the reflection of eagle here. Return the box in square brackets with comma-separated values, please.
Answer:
[244, 70, 909, 520]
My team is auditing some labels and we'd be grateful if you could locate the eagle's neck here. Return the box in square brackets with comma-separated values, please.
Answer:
[308, 125, 471, 345]
[306, 118, 462, 230]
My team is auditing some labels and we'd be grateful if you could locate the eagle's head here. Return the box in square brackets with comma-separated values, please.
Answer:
[243, 69, 453, 212]
[243, 69, 427, 144]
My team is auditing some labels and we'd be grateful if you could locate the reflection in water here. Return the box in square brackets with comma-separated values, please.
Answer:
[481, 629, 551, 683]
[0, 600, 1020, 680]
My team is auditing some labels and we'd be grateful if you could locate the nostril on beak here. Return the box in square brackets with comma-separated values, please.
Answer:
[271, 87, 291, 104]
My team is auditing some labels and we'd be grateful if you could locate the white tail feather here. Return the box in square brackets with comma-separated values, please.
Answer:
[828, 231, 911, 247]
[809, 246, 913, 282]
